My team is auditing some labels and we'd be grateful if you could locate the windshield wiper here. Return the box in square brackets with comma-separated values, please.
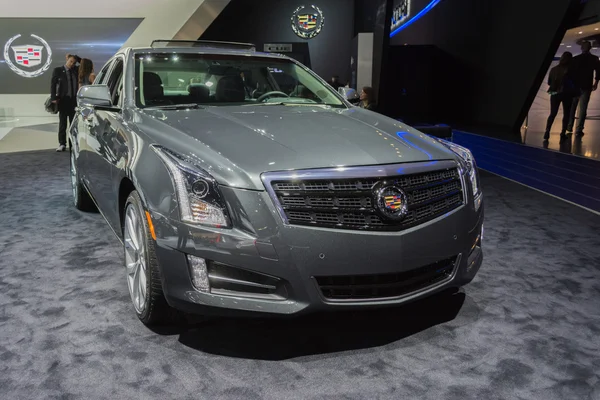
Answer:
[276, 102, 346, 109]
[145, 103, 204, 110]
[246, 102, 334, 107]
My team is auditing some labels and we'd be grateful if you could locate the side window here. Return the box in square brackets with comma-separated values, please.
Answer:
[95, 61, 113, 85]
[106, 59, 124, 106]
[116, 81, 124, 106]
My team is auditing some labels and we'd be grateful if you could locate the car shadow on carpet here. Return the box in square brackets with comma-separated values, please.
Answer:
[153, 288, 466, 360]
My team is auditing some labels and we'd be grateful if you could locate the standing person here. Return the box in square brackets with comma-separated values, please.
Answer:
[359, 86, 378, 111]
[545, 52, 578, 141]
[66, 53, 81, 79]
[329, 75, 342, 90]
[239, 71, 253, 98]
[567, 41, 600, 137]
[78, 58, 96, 88]
[51, 54, 79, 152]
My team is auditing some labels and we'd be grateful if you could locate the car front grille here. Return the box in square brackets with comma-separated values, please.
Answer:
[266, 165, 464, 231]
[314, 256, 458, 301]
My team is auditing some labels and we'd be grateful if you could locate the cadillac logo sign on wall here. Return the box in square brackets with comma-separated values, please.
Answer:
[3, 34, 53, 78]
[291, 5, 324, 39]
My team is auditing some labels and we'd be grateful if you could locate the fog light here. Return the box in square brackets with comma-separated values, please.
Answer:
[187, 255, 210, 292]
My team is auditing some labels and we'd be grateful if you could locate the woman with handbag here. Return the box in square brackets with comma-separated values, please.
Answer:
[545, 52, 578, 142]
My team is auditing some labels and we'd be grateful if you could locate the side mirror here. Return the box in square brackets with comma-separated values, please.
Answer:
[338, 87, 360, 103]
[77, 84, 113, 108]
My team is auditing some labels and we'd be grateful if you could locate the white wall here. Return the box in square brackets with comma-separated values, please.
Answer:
[356, 33, 374, 93]
[0, 0, 228, 117]
[0, 96, 50, 118]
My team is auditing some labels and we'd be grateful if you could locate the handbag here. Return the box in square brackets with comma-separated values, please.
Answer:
[44, 96, 58, 114]
[45, 79, 60, 114]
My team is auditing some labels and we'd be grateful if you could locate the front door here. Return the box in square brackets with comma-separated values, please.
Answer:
[76, 60, 114, 190]
[87, 58, 125, 231]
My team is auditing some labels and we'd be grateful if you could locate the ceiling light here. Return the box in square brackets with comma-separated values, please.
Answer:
[596, 28, 599, 31]
[560, 43, 565, 45]
[579, 31, 583, 34]
[567, 45, 572, 48]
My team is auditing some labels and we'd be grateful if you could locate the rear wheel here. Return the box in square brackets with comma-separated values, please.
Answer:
[70, 148, 95, 211]
[123, 190, 177, 326]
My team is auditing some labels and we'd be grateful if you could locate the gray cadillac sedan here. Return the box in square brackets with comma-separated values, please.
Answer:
[69, 40, 483, 326]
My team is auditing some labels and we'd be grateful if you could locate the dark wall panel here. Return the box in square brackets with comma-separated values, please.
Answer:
[379, 45, 472, 125]
[371, 0, 391, 104]
[201, 0, 354, 82]
[578, 0, 600, 26]
[354, 0, 380, 36]
[385, 0, 581, 132]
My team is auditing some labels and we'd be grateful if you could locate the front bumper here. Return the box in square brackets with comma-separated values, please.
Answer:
[149, 185, 484, 317]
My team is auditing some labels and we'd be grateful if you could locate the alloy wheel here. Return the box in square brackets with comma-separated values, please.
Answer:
[124, 204, 148, 314]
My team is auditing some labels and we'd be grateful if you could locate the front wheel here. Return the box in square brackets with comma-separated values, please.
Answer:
[123, 190, 178, 326]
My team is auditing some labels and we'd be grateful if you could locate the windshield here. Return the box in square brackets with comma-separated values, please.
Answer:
[134, 52, 345, 108]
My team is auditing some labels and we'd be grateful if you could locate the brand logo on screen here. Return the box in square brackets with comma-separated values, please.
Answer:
[390, 0, 443, 37]
[291, 5, 324, 39]
[391, 0, 411, 31]
[3, 34, 53, 78]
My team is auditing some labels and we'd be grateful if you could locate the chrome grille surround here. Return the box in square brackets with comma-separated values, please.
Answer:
[261, 160, 466, 231]
[314, 254, 461, 302]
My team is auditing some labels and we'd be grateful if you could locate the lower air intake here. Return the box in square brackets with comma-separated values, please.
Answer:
[314, 256, 458, 301]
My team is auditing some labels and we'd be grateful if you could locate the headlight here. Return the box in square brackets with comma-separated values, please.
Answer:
[151, 145, 230, 228]
[435, 139, 481, 198]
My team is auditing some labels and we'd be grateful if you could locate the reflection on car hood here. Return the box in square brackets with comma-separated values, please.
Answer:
[138, 105, 457, 190]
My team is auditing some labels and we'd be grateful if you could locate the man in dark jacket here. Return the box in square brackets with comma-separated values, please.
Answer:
[567, 41, 600, 136]
[51, 54, 79, 151]
[65, 53, 81, 76]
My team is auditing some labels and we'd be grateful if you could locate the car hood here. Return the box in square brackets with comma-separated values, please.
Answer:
[137, 105, 456, 190]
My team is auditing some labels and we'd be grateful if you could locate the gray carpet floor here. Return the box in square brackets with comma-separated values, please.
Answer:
[0, 150, 599, 400]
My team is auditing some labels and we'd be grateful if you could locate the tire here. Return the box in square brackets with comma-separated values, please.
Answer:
[123, 190, 178, 326]
[70, 148, 95, 211]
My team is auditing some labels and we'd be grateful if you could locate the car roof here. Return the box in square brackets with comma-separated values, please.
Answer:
[123, 46, 291, 60]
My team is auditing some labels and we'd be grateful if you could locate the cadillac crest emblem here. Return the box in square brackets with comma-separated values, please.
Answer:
[291, 5, 324, 39]
[3, 34, 53, 78]
[375, 185, 408, 221]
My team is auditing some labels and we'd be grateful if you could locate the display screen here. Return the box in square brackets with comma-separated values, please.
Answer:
[0, 18, 142, 94]
[389, 0, 442, 43]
